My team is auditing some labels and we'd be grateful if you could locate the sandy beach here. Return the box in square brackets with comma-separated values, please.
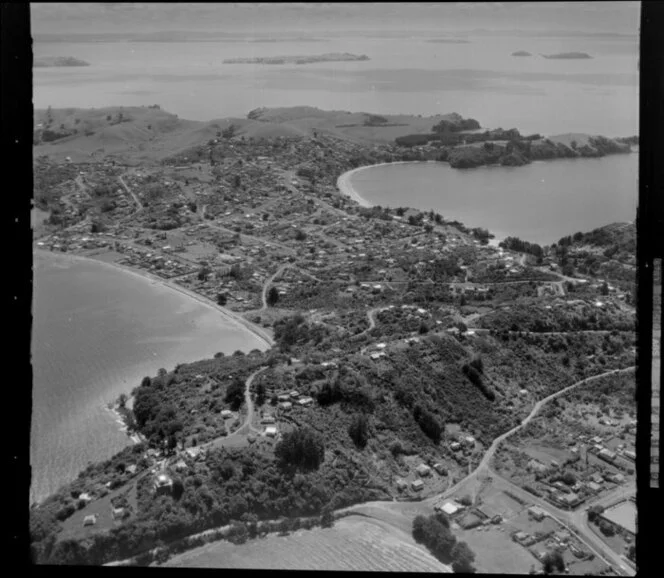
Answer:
[34, 248, 274, 348]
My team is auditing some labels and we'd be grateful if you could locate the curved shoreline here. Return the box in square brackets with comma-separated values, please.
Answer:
[34, 249, 274, 349]
[337, 161, 435, 207]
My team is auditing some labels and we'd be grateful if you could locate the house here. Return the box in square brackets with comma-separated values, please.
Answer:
[528, 459, 548, 474]
[623, 450, 636, 461]
[297, 396, 314, 407]
[278, 394, 290, 402]
[590, 473, 604, 484]
[606, 472, 625, 484]
[370, 352, 386, 360]
[558, 492, 582, 508]
[396, 479, 408, 491]
[174, 460, 188, 472]
[126, 464, 137, 475]
[221, 409, 233, 419]
[289, 390, 300, 399]
[112, 507, 125, 520]
[83, 514, 97, 527]
[417, 464, 432, 477]
[78, 493, 93, 504]
[185, 447, 201, 459]
[450, 442, 462, 452]
[513, 531, 529, 544]
[261, 415, 276, 424]
[528, 506, 547, 522]
[433, 463, 447, 475]
[411, 479, 425, 491]
[464, 436, 476, 447]
[598, 448, 617, 463]
[154, 473, 174, 496]
[436, 501, 462, 516]
[265, 426, 278, 438]
[587, 481, 602, 493]
[279, 401, 292, 411]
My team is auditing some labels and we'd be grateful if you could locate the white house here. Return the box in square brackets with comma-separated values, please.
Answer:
[265, 426, 278, 438]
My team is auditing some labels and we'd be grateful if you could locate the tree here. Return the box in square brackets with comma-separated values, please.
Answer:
[275, 427, 325, 470]
[542, 550, 565, 574]
[267, 286, 280, 307]
[216, 293, 227, 306]
[451, 541, 476, 573]
[348, 413, 370, 448]
[255, 381, 266, 407]
[225, 378, 245, 411]
[117, 393, 128, 409]
[321, 505, 334, 528]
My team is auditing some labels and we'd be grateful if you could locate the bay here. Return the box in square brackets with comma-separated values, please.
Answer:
[349, 154, 638, 245]
[31, 252, 267, 505]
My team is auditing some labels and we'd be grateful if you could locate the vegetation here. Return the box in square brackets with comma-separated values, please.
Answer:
[274, 428, 325, 471]
[412, 513, 476, 570]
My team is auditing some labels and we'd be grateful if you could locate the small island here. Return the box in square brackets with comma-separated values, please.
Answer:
[34, 56, 90, 68]
[541, 52, 593, 60]
[223, 52, 370, 65]
[426, 38, 471, 44]
[511, 50, 532, 57]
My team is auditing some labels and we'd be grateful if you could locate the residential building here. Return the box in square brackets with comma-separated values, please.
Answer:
[83, 514, 97, 527]
[417, 464, 432, 477]
[411, 479, 425, 491]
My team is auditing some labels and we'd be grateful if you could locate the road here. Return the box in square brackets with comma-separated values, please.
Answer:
[118, 175, 143, 209]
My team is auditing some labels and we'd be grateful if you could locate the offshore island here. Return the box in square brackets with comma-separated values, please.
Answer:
[34, 56, 91, 67]
[31, 105, 638, 574]
[223, 53, 370, 65]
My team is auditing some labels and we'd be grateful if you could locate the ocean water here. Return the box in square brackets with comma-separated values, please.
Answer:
[349, 153, 638, 245]
[31, 252, 267, 505]
[32, 34, 638, 136]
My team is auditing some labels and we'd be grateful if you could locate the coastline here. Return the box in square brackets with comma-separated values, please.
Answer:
[337, 161, 507, 245]
[34, 248, 274, 349]
[337, 161, 435, 208]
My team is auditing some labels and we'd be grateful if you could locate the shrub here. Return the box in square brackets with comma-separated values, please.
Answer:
[348, 414, 370, 449]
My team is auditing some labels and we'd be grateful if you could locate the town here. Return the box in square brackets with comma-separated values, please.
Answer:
[31, 105, 637, 573]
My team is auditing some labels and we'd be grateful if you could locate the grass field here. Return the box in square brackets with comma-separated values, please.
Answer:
[456, 524, 537, 574]
[165, 515, 451, 571]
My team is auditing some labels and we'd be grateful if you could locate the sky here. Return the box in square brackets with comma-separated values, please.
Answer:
[31, 2, 640, 36]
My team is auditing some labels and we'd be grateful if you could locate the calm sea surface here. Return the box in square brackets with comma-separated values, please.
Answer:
[31, 252, 267, 505]
[33, 34, 638, 136]
[350, 154, 638, 245]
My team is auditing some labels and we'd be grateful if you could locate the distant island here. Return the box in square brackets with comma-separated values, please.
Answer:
[511, 50, 532, 57]
[426, 38, 471, 44]
[541, 52, 593, 59]
[223, 53, 370, 65]
[34, 56, 90, 68]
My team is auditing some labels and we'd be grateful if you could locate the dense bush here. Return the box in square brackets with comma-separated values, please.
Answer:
[274, 428, 325, 471]
[413, 405, 443, 444]
[348, 414, 370, 448]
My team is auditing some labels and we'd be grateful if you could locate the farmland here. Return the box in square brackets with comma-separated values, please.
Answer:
[164, 514, 451, 572]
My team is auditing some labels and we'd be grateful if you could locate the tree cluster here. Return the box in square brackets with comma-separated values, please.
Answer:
[274, 427, 325, 471]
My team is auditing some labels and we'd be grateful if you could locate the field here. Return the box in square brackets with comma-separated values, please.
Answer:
[455, 524, 537, 574]
[164, 514, 451, 571]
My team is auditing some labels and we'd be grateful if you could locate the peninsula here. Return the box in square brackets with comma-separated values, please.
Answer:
[223, 53, 370, 65]
[511, 50, 532, 57]
[30, 105, 637, 575]
[34, 56, 90, 68]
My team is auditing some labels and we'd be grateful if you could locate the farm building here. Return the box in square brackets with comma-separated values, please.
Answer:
[417, 464, 432, 477]
[265, 426, 278, 438]
[411, 479, 425, 491]
[83, 514, 97, 527]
